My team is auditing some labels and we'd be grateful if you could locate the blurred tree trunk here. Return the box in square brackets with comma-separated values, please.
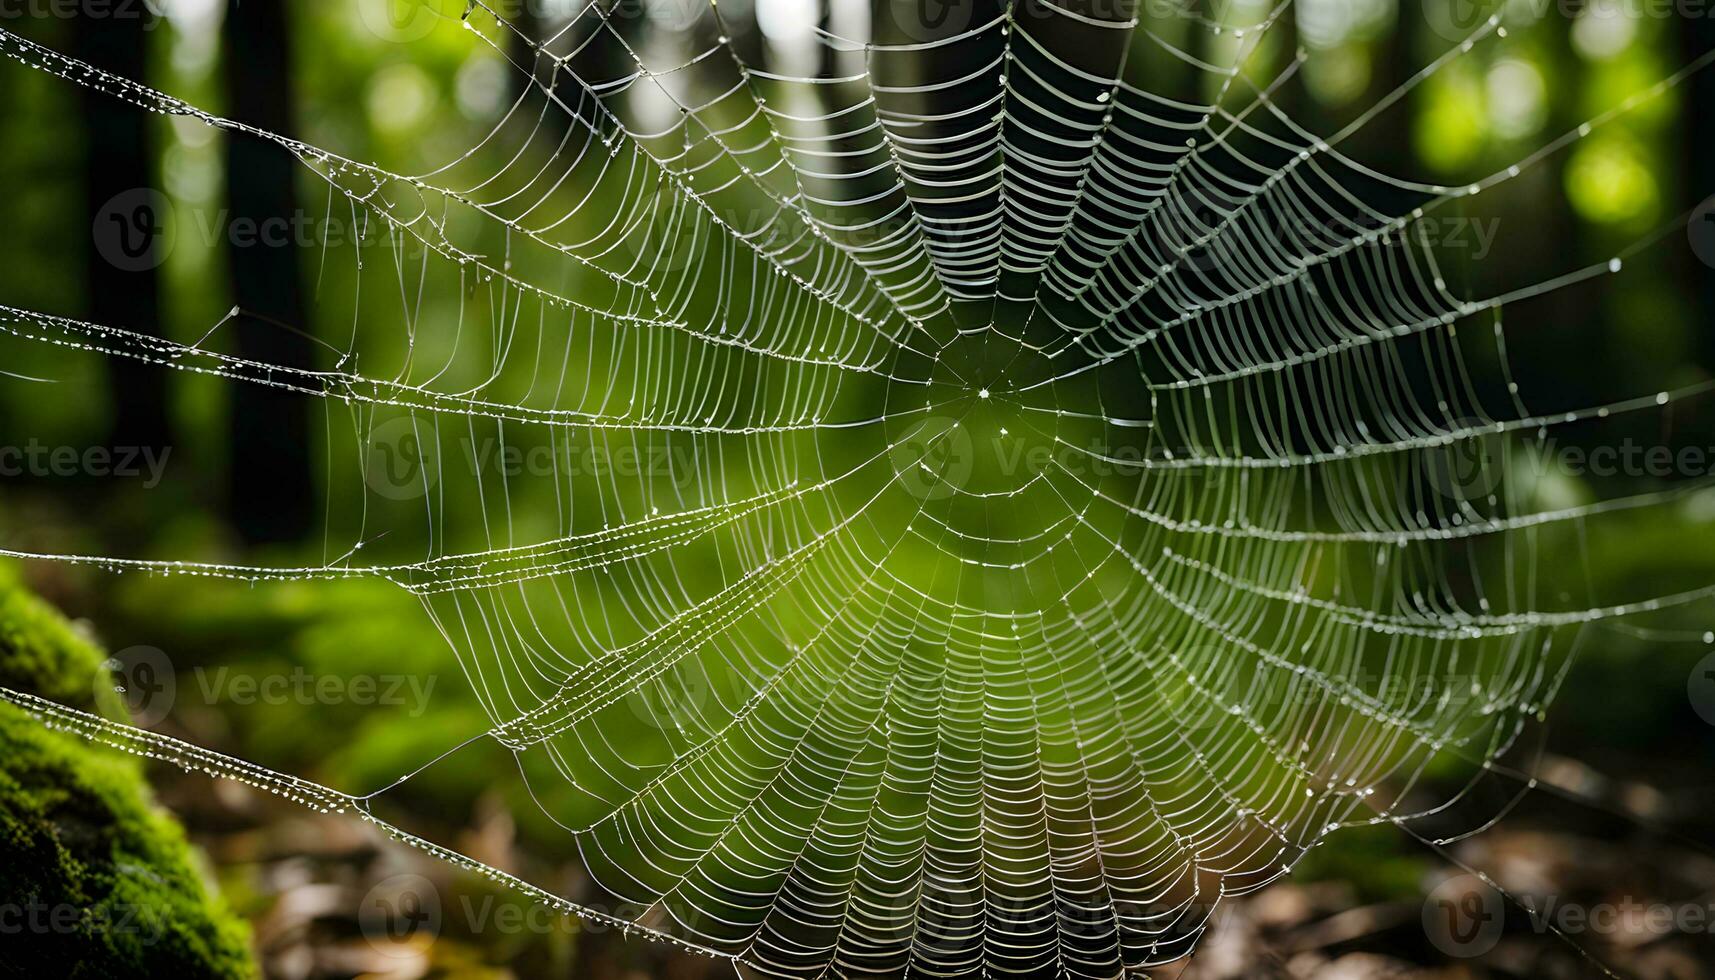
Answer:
[222, 0, 315, 543]
[74, 3, 171, 455]
[1379, 1, 1416, 126]
[1348, 0, 1419, 205]
[508, 0, 543, 97]
[1686, 15, 1715, 371]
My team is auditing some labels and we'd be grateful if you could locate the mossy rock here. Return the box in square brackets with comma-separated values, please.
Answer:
[0, 566, 255, 978]
[0, 570, 126, 716]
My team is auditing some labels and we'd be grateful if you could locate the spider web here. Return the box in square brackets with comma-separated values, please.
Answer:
[3, 1, 1715, 976]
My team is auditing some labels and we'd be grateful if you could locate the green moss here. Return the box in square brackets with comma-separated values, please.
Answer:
[0, 568, 124, 718]
[0, 566, 255, 978]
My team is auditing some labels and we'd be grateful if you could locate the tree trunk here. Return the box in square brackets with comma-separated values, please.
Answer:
[222, 0, 316, 543]
[75, 2, 170, 455]
[1686, 14, 1715, 372]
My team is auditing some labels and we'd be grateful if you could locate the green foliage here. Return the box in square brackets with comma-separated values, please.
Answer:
[0, 567, 254, 979]
[1290, 824, 1429, 905]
